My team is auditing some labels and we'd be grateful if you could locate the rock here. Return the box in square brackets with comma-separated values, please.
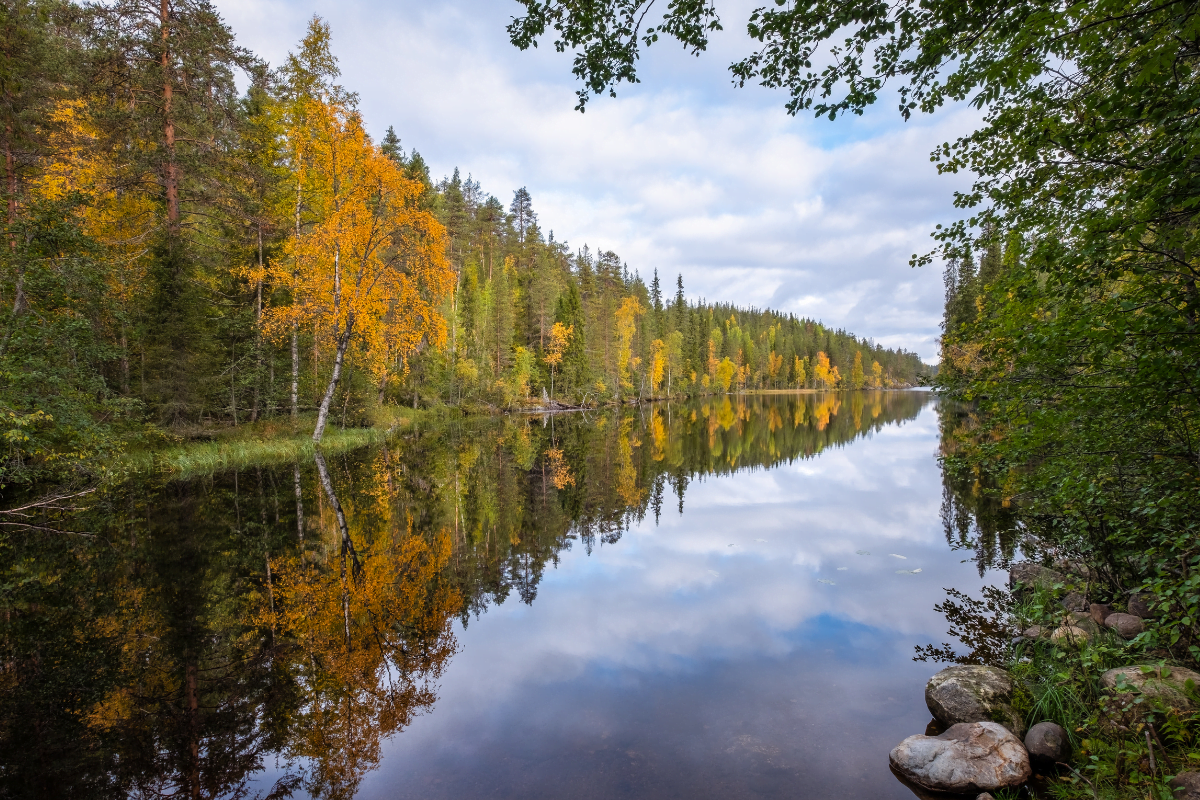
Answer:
[1024, 721, 1071, 768]
[1100, 664, 1200, 729]
[1022, 625, 1045, 639]
[926, 665, 1026, 736]
[976, 794, 996, 800]
[1009, 562, 1066, 591]
[889, 721, 1031, 794]
[1068, 612, 1100, 635]
[1105, 612, 1145, 639]
[1089, 603, 1113, 625]
[1050, 625, 1091, 647]
[1169, 771, 1200, 799]
[1056, 559, 1094, 580]
[1128, 593, 1156, 619]
[1101, 665, 1200, 712]
[1061, 592, 1089, 613]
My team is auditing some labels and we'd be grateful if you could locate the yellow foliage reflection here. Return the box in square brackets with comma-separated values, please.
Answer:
[264, 511, 460, 799]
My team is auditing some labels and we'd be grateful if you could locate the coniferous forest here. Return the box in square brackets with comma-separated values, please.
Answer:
[0, 6, 929, 489]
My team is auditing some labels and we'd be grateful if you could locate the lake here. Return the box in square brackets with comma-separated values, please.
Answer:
[0, 392, 1015, 799]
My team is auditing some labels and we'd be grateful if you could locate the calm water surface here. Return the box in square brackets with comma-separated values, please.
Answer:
[1, 392, 1010, 799]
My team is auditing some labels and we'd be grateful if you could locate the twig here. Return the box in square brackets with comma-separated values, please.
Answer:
[1057, 762, 1099, 800]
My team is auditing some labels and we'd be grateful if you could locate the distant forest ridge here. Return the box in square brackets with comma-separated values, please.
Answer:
[397, 162, 933, 408]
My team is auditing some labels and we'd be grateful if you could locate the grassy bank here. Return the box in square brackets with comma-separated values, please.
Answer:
[113, 405, 457, 481]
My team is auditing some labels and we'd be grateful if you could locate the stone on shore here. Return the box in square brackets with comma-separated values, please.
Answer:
[1089, 603, 1113, 625]
[1068, 612, 1100, 635]
[1009, 563, 1066, 591]
[1101, 665, 1200, 710]
[889, 721, 1031, 794]
[926, 665, 1025, 736]
[1022, 625, 1045, 639]
[1169, 771, 1200, 800]
[1104, 612, 1145, 639]
[1100, 664, 1200, 728]
[1024, 721, 1070, 769]
[1128, 594, 1156, 619]
[1050, 625, 1091, 647]
[1061, 591, 1088, 613]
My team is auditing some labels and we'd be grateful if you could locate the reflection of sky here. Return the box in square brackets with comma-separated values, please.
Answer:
[348, 402, 995, 799]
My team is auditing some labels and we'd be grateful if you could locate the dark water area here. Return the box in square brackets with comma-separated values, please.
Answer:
[0, 392, 1020, 799]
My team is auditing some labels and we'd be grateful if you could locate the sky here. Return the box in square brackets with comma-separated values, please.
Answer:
[213, 0, 981, 363]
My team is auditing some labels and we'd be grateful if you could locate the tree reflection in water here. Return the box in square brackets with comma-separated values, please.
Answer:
[0, 392, 931, 798]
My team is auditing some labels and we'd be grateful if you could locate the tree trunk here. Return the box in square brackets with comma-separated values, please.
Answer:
[160, 0, 180, 235]
[314, 451, 358, 647]
[290, 326, 299, 419]
[291, 177, 302, 420]
[252, 225, 263, 422]
[186, 663, 200, 800]
[292, 462, 304, 543]
[312, 317, 353, 442]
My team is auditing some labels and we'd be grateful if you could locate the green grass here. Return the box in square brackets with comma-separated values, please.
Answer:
[111, 405, 450, 480]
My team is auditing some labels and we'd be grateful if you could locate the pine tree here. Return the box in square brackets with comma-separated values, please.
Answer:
[380, 125, 404, 163]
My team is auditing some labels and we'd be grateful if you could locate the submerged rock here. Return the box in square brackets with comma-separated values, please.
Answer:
[1024, 721, 1070, 769]
[926, 665, 1025, 736]
[1009, 563, 1066, 591]
[889, 721, 1031, 794]
[1169, 771, 1200, 800]
[1105, 613, 1145, 639]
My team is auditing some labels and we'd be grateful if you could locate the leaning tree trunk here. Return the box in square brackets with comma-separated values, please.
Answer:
[313, 451, 359, 647]
[312, 317, 353, 442]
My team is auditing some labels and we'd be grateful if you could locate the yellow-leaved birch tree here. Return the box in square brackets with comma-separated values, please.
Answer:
[264, 97, 453, 441]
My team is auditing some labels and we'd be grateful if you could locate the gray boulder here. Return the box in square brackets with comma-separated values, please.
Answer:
[1100, 665, 1200, 728]
[1068, 612, 1100, 635]
[1170, 771, 1200, 800]
[1128, 593, 1157, 619]
[926, 665, 1025, 736]
[1024, 721, 1070, 769]
[1101, 665, 1200, 711]
[1061, 592, 1089, 613]
[889, 721, 1031, 794]
[1009, 563, 1066, 590]
[1021, 625, 1045, 639]
[1105, 612, 1145, 639]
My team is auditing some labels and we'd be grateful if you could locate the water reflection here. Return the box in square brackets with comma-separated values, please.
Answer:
[1, 391, 956, 799]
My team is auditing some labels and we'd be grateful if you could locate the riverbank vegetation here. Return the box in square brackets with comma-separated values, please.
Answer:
[0, 3, 928, 490]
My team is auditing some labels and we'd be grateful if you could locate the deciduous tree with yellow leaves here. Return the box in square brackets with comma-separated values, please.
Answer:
[264, 97, 453, 441]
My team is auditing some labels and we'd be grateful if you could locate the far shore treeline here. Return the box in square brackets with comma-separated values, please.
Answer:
[0, 4, 929, 488]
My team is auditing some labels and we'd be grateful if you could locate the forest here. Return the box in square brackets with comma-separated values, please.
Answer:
[0, 2, 930, 490]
